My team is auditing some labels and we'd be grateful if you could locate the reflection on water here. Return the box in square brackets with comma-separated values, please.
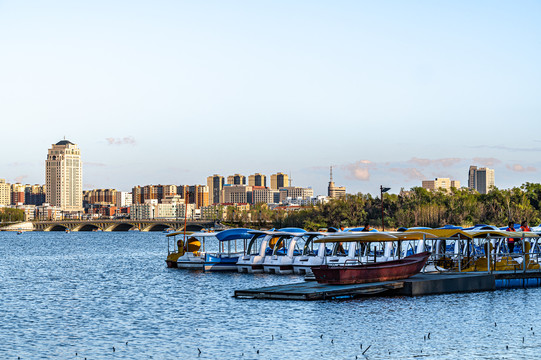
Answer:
[1, 232, 540, 359]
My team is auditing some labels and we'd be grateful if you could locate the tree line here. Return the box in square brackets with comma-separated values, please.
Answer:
[0, 208, 25, 223]
[228, 182, 541, 231]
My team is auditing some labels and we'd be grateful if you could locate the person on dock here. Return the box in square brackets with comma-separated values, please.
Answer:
[506, 221, 517, 253]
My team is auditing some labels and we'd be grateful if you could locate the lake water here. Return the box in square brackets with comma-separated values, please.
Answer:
[1, 231, 540, 359]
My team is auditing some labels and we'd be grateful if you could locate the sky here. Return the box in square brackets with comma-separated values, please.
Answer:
[0, 0, 540, 195]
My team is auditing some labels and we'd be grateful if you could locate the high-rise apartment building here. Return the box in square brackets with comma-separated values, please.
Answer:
[270, 172, 289, 190]
[185, 185, 209, 208]
[468, 166, 495, 194]
[24, 184, 46, 206]
[131, 185, 176, 204]
[83, 189, 117, 205]
[248, 173, 267, 187]
[468, 166, 477, 190]
[0, 179, 10, 206]
[207, 174, 224, 205]
[11, 183, 25, 205]
[196, 185, 209, 208]
[45, 140, 83, 212]
[115, 191, 132, 208]
[476, 168, 495, 194]
[227, 174, 246, 185]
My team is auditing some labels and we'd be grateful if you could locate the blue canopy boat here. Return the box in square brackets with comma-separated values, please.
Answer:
[204, 228, 253, 271]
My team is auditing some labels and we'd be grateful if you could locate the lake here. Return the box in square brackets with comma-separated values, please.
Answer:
[0, 231, 538, 359]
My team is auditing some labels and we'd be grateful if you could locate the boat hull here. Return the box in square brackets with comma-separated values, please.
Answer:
[204, 254, 240, 272]
[312, 252, 430, 285]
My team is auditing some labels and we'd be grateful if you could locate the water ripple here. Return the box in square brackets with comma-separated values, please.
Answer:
[1, 232, 540, 359]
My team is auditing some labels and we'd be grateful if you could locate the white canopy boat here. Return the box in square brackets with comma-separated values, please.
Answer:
[262, 229, 309, 275]
[236, 230, 274, 273]
[204, 228, 253, 271]
[237, 228, 306, 273]
[289, 232, 330, 275]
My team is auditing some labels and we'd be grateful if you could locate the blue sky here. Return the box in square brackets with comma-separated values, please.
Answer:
[1, 1, 540, 195]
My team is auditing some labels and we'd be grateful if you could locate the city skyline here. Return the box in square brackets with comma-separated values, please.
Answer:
[0, 138, 538, 196]
[1, 1, 540, 195]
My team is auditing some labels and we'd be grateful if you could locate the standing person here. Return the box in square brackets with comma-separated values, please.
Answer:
[360, 222, 370, 255]
[506, 221, 517, 253]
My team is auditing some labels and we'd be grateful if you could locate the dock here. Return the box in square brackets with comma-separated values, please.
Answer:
[234, 271, 541, 300]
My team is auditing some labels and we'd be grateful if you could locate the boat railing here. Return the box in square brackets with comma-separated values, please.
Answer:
[340, 258, 363, 267]
[430, 245, 541, 273]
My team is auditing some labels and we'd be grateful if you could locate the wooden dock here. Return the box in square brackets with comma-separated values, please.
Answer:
[234, 273, 498, 300]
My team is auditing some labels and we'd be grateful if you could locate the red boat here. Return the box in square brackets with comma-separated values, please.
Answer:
[311, 251, 431, 285]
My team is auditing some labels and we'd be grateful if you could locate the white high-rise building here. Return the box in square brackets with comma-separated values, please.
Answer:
[0, 179, 10, 206]
[45, 140, 83, 212]
[467, 166, 495, 194]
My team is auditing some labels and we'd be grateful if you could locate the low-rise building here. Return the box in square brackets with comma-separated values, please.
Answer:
[251, 186, 279, 204]
[35, 203, 62, 221]
[279, 187, 314, 203]
[222, 185, 253, 204]
[421, 178, 460, 192]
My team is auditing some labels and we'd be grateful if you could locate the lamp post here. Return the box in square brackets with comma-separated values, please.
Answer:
[380, 186, 391, 231]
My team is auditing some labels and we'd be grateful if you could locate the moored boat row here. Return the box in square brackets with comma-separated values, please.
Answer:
[165, 225, 541, 284]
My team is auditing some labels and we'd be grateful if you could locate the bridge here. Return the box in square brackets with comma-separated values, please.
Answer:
[29, 219, 218, 232]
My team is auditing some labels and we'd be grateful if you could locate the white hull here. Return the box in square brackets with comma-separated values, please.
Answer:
[263, 265, 293, 275]
[237, 255, 265, 273]
[176, 253, 206, 269]
[177, 261, 205, 269]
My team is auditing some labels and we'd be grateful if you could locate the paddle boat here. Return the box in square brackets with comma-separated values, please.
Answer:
[204, 228, 253, 271]
[292, 232, 331, 275]
[236, 230, 275, 273]
[310, 231, 432, 284]
[408, 228, 540, 272]
[237, 228, 305, 273]
[262, 229, 312, 274]
[165, 231, 216, 269]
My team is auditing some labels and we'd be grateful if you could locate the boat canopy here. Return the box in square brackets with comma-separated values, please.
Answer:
[343, 227, 378, 232]
[216, 228, 254, 242]
[166, 231, 194, 237]
[405, 228, 540, 239]
[313, 231, 437, 243]
[302, 231, 328, 236]
[438, 225, 463, 230]
[277, 227, 306, 233]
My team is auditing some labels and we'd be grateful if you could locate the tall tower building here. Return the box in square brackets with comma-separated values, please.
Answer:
[45, 140, 83, 212]
[328, 167, 346, 199]
[476, 168, 495, 194]
[270, 172, 289, 190]
[468, 166, 477, 190]
[207, 174, 224, 204]
[0, 179, 10, 206]
[248, 173, 267, 187]
[467, 166, 495, 194]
